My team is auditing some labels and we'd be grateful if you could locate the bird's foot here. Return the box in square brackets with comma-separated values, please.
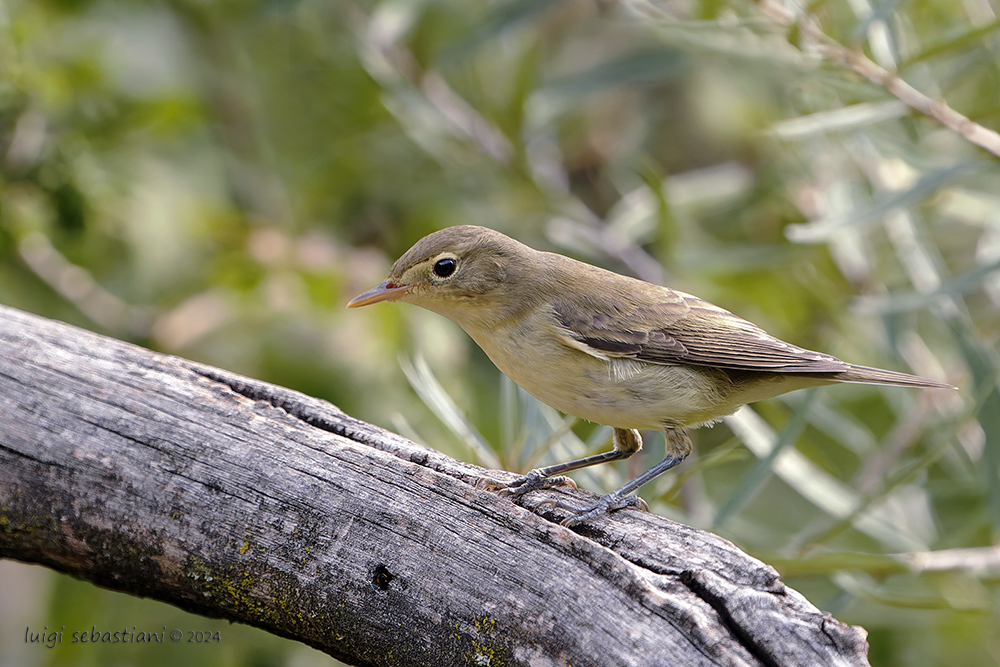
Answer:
[479, 469, 577, 499]
[538, 493, 649, 527]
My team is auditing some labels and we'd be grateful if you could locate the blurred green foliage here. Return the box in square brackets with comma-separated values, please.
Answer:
[1, 0, 999, 665]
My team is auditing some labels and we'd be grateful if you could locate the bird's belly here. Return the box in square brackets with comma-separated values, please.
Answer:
[465, 323, 736, 429]
[536, 363, 724, 429]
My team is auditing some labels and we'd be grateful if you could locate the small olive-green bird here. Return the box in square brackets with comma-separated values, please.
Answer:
[348, 225, 954, 526]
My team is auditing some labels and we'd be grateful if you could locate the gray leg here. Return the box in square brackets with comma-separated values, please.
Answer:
[541, 428, 693, 527]
[488, 428, 643, 498]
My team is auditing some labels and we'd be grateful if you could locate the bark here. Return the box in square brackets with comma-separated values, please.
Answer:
[0, 304, 869, 667]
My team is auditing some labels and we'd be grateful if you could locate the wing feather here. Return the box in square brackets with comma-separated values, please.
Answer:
[552, 290, 851, 374]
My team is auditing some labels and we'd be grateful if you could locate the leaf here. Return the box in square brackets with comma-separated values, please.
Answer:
[714, 388, 818, 528]
[439, 0, 562, 63]
[724, 405, 930, 551]
[785, 161, 992, 243]
[768, 101, 910, 139]
[901, 19, 1000, 68]
[946, 318, 1000, 538]
[538, 48, 687, 101]
[399, 354, 501, 470]
[854, 256, 1000, 314]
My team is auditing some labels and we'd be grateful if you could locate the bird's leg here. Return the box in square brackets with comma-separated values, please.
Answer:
[484, 428, 643, 499]
[541, 428, 692, 527]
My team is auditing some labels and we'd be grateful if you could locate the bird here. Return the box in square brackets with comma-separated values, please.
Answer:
[347, 225, 955, 527]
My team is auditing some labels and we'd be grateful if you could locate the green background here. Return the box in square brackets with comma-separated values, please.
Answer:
[1, 0, 999, 665]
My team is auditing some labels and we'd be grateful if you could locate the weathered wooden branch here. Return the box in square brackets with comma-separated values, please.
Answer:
[0, 304, 870, 666]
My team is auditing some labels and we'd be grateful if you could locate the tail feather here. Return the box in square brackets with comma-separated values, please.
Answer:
[827, 364, 956, 389]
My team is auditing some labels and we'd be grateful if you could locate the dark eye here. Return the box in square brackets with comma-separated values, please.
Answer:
[433, 258, 456, 277]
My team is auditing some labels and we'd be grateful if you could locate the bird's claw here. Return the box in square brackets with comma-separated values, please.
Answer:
[500, 471, 577, 498]
[476, 477, 506, 492]
[538, 493, 648, 527]
[478, 470, 576, 498]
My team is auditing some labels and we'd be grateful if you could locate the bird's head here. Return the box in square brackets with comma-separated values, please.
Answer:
[347, 225, 536, 326]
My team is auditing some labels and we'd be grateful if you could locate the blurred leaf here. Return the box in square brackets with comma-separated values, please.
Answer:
[440, 0, 561, 62]
[655, 434, 747, 502]
[540, 48, 688, 99]
[768, 101, 910, 139]
[850, 0, 905, 46]
[726, 405, 929, 551]
[767, 550, 912, 577]
[833, 571, 991, 611]
[399, 353, 501, 469]
[786, 161, 993, 243]
[791, 424, 959, 553]
[901, 19, 1000, 69]
[770, 544, 1000, 577]
[635, 15, 809, 67]
[635, 157, 679, 258]
[947, 318, 1000, 539]
[855, 256, 1000, 314]
[714, 388, 818, 528]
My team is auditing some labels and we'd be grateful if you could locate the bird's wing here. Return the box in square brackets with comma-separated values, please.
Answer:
[552, 289, 850, 374]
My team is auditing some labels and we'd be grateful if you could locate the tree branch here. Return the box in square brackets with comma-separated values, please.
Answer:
[0, 304, 869, 666]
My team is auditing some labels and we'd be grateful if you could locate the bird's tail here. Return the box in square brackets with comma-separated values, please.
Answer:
[828, 364, 956, 389]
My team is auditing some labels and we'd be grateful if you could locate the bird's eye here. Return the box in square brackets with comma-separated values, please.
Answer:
[433, 258, 457, 278]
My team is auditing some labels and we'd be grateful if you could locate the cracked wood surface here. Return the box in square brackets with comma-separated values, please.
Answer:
[0, 304, 870, 667]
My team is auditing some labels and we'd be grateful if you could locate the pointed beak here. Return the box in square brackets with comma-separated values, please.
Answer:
[347, 280, 412, 308]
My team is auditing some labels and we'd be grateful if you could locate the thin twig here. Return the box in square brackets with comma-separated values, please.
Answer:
[757, 0, 1000, 159]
